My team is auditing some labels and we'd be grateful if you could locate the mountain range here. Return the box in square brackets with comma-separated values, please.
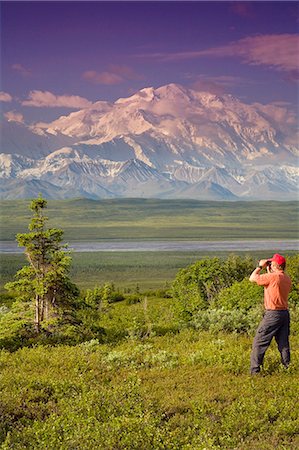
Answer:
[1, 83, 298, 200]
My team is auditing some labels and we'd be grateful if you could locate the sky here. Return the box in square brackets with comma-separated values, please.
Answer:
[0, 1, 298, 124]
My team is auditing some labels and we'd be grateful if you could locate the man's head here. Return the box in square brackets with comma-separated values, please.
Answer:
[267, 253, 286, 271]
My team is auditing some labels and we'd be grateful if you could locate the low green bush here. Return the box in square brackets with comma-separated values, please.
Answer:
[172, 255, 255, 322]
[215, 279, 263, 310]
[0, 331, 298, 449]
[287, 254, 299, 306]
[192, 306, 262, 335]
[108, 292, 125, 304]
[125, 294, 141, 305]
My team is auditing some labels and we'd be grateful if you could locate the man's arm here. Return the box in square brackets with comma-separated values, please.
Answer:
[249, 259, 268, 283]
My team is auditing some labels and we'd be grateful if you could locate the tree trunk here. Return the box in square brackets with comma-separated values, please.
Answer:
[40, 297, 44, 322]
[44, 297, 49, 322]
[35, 294, 41, 333]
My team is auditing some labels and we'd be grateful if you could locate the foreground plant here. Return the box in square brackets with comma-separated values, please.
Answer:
[5, 195, 79, 333]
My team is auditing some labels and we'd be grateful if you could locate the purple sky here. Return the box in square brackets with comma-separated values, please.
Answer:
[1, 1, 298, 123]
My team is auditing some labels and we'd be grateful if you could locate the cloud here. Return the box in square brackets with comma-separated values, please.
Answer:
[22, 90, 93, 108]
[83, 70, 123, 85]
[4, 111, 24, 123]
[191, 79, 226, 95]
[136, 34, 299, 74]
[83, 65, 142, 85]
[12, 63, 31, 77]
[207, 34, 299, 72]
[0, 91, 13, 102]
[189, 74, 245, 94]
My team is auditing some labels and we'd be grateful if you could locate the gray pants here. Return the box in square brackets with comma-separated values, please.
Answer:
[250, 310, 290, 374]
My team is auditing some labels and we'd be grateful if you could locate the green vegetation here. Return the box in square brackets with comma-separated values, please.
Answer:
[172, 255, 256, 318]
[1, 250, 298, 292]
[0, 326, 299, 448]
[5, 196, 80, 333]
[1, 198, 298, 241]
[1, 199, 298, 449]
[1, 252, 299, 448]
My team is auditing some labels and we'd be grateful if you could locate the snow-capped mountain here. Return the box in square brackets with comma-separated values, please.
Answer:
[1, 83, 298, 200]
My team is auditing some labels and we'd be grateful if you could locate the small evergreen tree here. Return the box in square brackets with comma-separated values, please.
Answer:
[5, 195, 79, 333]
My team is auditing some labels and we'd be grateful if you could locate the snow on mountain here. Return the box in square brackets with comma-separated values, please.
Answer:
[34, 83, 297, 162]
[0, 153, 35, 178]
[34, 101, 113, 138]
[0, 121, 77, 158]
[1, 83, 298, 200]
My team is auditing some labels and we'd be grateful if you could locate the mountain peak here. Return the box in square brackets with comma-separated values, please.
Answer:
[1, 83, 297, 200]
[115, 87, 156, 105]
[156, 83, 187, 95]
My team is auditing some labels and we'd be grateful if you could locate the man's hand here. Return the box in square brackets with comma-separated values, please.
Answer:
[249, 259, 267, 282]
[258, 259, 268, 269]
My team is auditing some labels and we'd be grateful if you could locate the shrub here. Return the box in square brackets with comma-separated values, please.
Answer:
[172, 255, 255, 322]
[192, 307, 262, 335]
[126, 295, 141, 305]
[287, 254, 299, 307]
[84, 287, 103, 308]
[108, 292, 125, 304]
[215, 279, 263, 311]
[0, 293, 16, 308]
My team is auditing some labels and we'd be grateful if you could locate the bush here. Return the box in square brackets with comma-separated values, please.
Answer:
[126, 295, 141, 305]
[0, 293, 16, 308]
[84, 287, 103, 308]
[172, 255, 255, 322]
[215, 279, 263, 311]
[107, 292, 125, 304]
[286, 254, 299, 307]
[192, 307, 262, 335]
[85, 284, 125, 306]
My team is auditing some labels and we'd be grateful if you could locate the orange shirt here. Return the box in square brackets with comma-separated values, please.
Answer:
[255, 271, 292, 310]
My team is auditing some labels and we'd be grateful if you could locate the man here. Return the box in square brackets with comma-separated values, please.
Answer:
[249, 253, 292, 374]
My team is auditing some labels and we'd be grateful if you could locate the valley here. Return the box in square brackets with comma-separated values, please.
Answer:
[0, 198, 298, 242]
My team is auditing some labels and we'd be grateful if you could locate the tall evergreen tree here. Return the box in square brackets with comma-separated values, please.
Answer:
[5, 196, 79, 333]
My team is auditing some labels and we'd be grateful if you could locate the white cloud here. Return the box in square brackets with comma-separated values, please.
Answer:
[83, 70, 123, 85]
[207, 34, 299, 72]
[0, 91, 13, 102]
[137, 34, 299, 74]
[253, 102, 297, 127]
[188, 74, 246, 94]
[4, 111, 24, 123]
[22, 90, 93, 108]
[83, 65, 143, 85]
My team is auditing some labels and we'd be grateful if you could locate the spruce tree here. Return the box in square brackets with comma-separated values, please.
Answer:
[5, 196, 79, 333]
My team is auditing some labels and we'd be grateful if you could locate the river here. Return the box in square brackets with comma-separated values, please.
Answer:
[0, 240, 298, 253]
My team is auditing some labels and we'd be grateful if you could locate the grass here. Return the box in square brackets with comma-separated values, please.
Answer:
[0, 198, 298, 447]
[1, 247, 299, 448]
[0, 325, 298, 449]
[1, 249, 298, 292]
[1, 198, 298, 241]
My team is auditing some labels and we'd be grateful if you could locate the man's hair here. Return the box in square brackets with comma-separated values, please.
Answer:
[279, 262, 286, 271]
[273, 261, 286, 271]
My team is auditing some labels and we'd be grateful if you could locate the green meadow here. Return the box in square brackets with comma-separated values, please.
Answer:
[1, 198, 298, 241]
[1, 199, 298, 449]
[1, 250, 298, 292]
[1, 298, 299, 449]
